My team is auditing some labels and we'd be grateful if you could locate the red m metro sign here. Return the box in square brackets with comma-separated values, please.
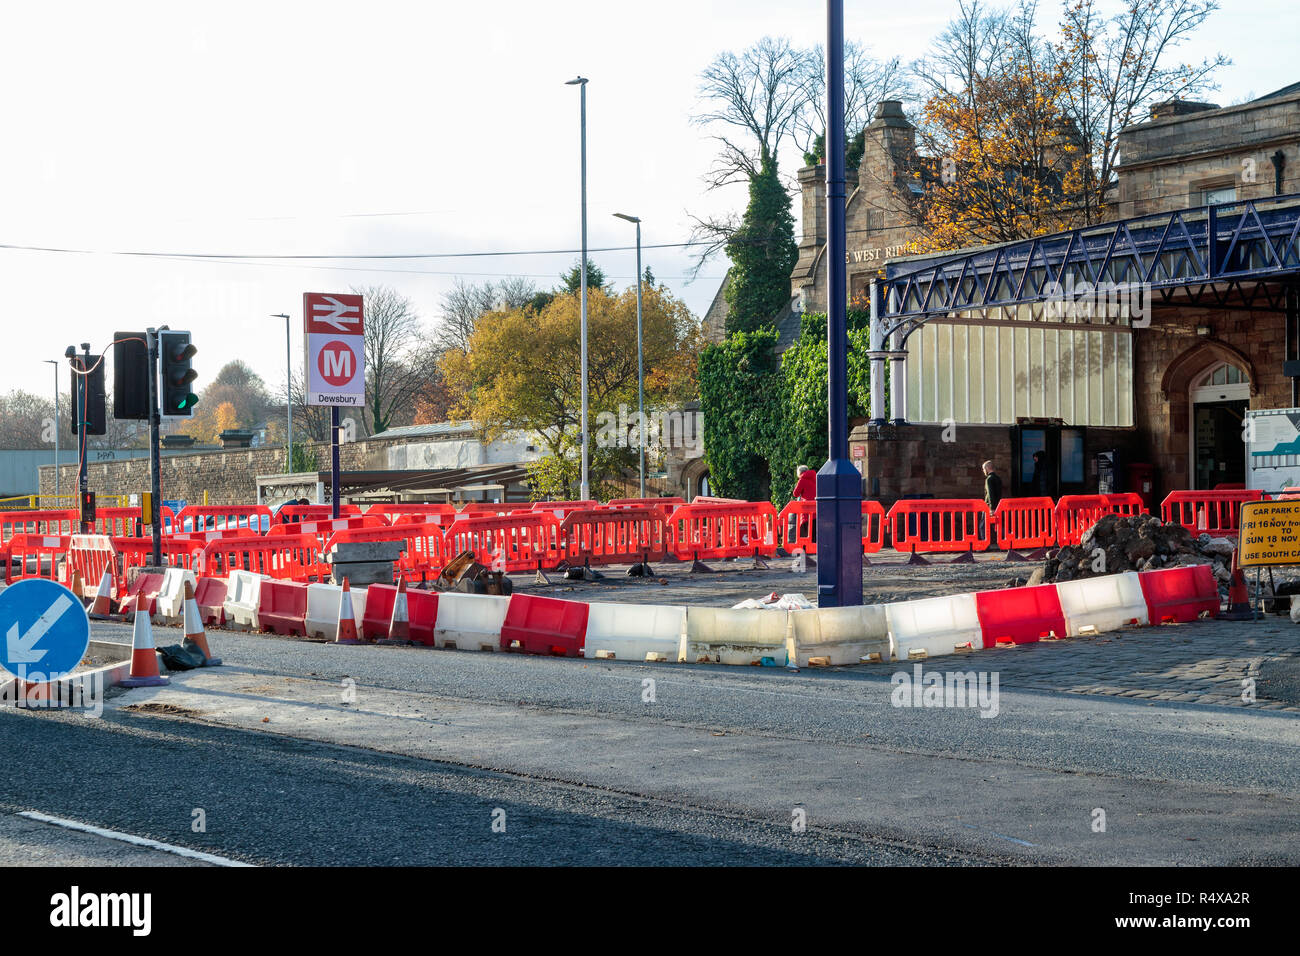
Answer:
[304, 292, 365, 406]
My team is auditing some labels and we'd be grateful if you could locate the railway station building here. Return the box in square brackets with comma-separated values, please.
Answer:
[790, 89, 1300, 505]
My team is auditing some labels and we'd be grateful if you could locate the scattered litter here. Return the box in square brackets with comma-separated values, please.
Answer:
[731, 592, 814, 610]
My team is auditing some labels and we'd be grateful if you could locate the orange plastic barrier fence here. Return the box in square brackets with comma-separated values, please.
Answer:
[274, 503, 362, 524]
[558, 507, 669, 566]
[4, 534, 70, 584]
[1053, 495, 1111, 547]
[862, 500, 887, 554]
[993, 497, 1055, 550]
[365, 503, 459, 525]
[666, 502, 779, 561]
[66, 534, 117, 598]
[1, 509, 78, 544]
[530, 500, 600, 520]
[778, 501, 817, 555]
[607, 497, 684, 519]
[166, 529, 262, 545]
[457, 502, 536, 516]
[174, 505, 273, 533]
[886, 499, 990, 554]
[444, 512, 561, 573]
[323, 521, 455, 581]
[1161, 489, 1263, 536]
[92, 506, 176, 538]
[198, 533, 329, 582]
[1104, 493, 1148, 517]
[110, 536, 205, 577]
[266, 515, 385, 543]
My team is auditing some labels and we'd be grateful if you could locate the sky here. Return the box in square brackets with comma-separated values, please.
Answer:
[1, 0, 1295, 403]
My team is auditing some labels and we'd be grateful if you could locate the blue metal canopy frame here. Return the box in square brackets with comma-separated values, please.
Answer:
[880, 193, 1300, 341]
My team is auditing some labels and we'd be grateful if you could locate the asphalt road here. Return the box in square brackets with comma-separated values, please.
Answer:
[1, 613, 1295, 866]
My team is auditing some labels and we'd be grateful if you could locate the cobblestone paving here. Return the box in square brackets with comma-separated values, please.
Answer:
[518, 552, 1300, 712]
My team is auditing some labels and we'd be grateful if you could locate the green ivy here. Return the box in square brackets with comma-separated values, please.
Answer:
[699, 311, 879, 510]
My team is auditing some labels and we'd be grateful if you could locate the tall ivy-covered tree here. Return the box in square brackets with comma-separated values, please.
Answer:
[723, 154, 798, 334]
[698, 328, 782, 500]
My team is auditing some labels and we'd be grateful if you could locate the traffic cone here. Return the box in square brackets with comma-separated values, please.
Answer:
[334, 578, 363, 644]
[383, 578, 411, 645]
[118, 606, 170, 688]
[182, 579, 222, 666]
[1220, 549, 1259, 620]
[88, 570, 115, 620]
[69, 568, 85, 604]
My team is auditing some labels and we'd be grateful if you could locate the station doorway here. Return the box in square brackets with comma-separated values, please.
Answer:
[1190, 363, 1249, 489]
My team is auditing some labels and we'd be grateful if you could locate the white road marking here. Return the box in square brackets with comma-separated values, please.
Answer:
[17, 811, 254, 867]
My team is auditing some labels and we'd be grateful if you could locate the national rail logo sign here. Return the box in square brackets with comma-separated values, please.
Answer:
[304, 292, 365, 406]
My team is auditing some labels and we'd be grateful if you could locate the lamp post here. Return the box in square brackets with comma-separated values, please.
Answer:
[272, 313, 292, 472]
[613, 213, 645, 497]
[566, 75, 590, 501]
[43, 359, 59, 497]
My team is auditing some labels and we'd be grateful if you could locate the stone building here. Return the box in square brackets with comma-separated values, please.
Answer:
[783, 86, 1300, 504]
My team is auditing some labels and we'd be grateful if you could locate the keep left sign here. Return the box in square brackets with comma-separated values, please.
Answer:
[304, 292, 365, 406]
[0, 579, 91, 681]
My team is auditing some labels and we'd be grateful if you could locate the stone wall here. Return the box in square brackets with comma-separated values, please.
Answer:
[38, 440, 376, 505]
[852, 423, 1141, 504]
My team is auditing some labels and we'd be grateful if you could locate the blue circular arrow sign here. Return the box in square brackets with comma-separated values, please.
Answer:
[0, 580, 91, 681]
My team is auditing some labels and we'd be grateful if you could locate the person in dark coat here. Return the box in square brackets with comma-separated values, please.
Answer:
[983, 460, 1003, 511]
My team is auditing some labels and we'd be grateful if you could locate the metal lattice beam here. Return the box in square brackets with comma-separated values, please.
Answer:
[882, 194, 1300, 339]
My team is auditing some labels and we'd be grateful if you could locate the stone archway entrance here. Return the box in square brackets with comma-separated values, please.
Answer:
[1160, 341, 1256, 491]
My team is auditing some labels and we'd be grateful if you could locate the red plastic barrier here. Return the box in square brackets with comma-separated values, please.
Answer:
[366, 503, 458, 526]
[994, 497, 1055, 550]
[361, 584, 398, 641]
[530, 500, 600, 520]
[119, 572, 164, 618]
[194, 577, 228, 626]
[92, 506, 176, 538]
[406, 589, 438, 646]
[445, 513, 561, 573]
[779, 501, 817, 555]
[607, 497, 683, 520]
[324, 522, 454, 581]
[274, 503, 362, 524]
[4, 534, 69, 584]
[1053, 495, 1110, 547]
[174, 505, 272, 533]
[1139, 565, 1220, 624]
[558, 507, 669, 566]
[886, 499, 990, 554]
[257, 580, 309, 636]
[457, 502, 534, 516]
[975, 585, 1067, 646]
[1161, 490, 1263, 536]
[198, 533, 329, 582]
[667, 502, 779, 561]
[2, 511, 78, 579]
[500, 593, 589, 657]
[267, 514, 385, 543]
[111, 536, 204, 575]
[166, 528, 262, 545]
[1105, 493, 1148, 517]
[66, 534, 116, 598]
[862, 501, 887, 554]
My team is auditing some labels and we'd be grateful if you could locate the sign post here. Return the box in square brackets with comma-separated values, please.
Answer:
[304, 292, 365, 519]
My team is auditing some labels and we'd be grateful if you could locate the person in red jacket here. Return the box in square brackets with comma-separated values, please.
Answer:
[792, 465, 817, 501]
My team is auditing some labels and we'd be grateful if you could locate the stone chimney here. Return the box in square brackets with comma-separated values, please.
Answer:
[1149, 99, 1220, 121]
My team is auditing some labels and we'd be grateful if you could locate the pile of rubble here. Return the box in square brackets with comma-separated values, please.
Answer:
[1044, 513, 1236, 585]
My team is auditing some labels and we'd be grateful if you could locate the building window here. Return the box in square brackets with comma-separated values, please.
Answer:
[1201, 185, 1236, 206]
[905, 320, 1134, 426]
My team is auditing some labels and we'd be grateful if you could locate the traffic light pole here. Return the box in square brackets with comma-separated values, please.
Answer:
[147, 328, 163, 566]
[75, 344, 92, 533]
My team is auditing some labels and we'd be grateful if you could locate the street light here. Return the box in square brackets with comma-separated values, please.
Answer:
[272, 313, 292, 472]
[566, 75, 590, 501]
[613, 213, 645, 497]
[43, 359, 59, 497]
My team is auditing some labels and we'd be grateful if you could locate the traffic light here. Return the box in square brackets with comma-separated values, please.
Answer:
[158, 330, 199, 418]
[68, 352, 106, 436]
[113, 331, 150, 420]
[80, 490, 96, 525]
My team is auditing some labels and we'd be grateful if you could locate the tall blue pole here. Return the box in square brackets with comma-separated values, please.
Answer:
[816, 0, 863, 608]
